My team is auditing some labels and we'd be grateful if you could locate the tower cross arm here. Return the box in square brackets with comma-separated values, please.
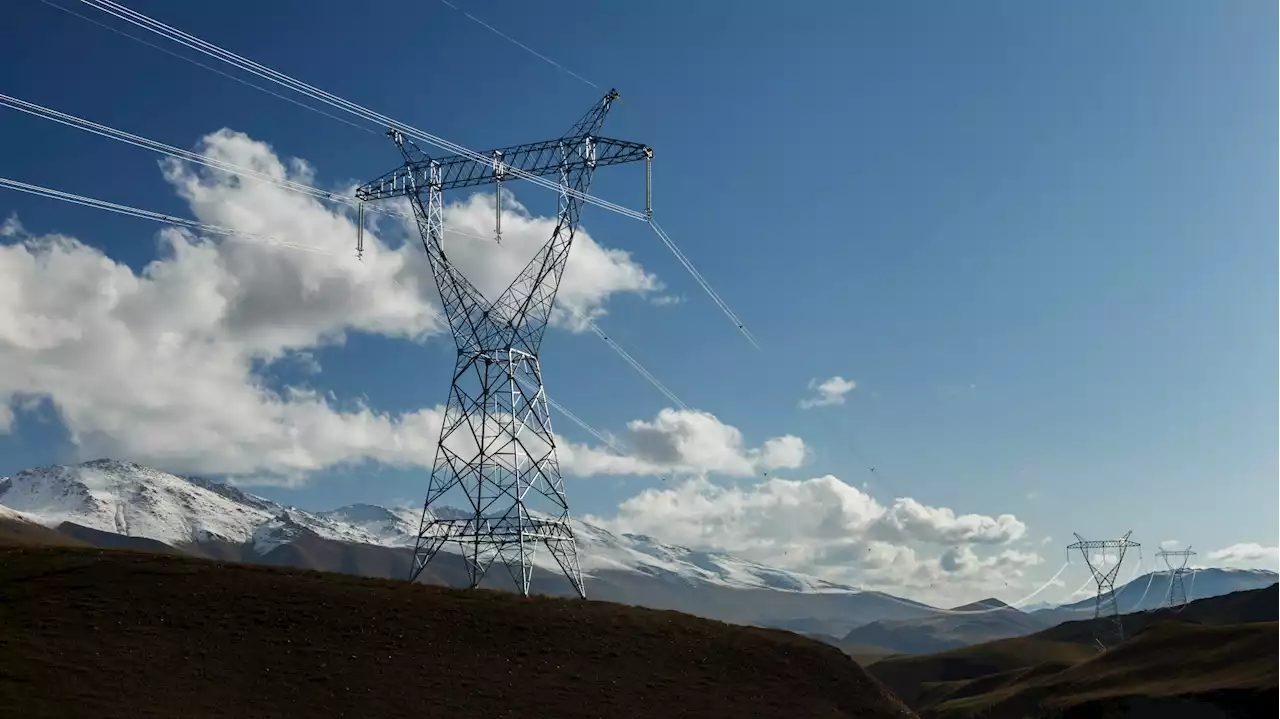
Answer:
[1068, 539, 1142, 550]
[354, 135, 651, 201]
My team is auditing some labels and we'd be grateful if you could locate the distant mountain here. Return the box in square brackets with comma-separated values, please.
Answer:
[1031, 567, 1280, 627]
[834, 568, 1280, 657]
[841, 596, 1055, 655]
[0, 459, 936, 635]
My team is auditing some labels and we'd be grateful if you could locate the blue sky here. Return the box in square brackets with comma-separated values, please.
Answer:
[0, 0, 1275, 602]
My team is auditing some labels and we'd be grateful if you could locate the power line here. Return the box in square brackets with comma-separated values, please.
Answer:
[74, 0, 639, 218]
[0, 176, 331, 255]
[651, 220, 758, 349]
[37, 0, 378, 135]
[584, 319, 691, 412]
[0, 92, 499, 245]
[438, 0, 598, 89]
[543, 395, 669, 483]
[68, 0, 758, 349]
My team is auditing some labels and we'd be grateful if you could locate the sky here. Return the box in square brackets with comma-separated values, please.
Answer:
[0, 0, 1275, 606]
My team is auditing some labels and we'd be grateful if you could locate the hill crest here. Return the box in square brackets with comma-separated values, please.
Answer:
[0, 545, 919, 719]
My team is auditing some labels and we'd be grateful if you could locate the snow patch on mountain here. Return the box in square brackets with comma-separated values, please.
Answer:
[572, 525, 858, 592]
[0, 460, 272, 545]
[318, 503, 420, 548]
[0, 502, 40, 524]
[1, 460, 864, 594]
[251, 512, 321, 554]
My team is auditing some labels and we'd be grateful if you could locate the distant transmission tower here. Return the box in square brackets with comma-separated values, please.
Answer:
[1156, 546, 1196, 611]
[1067, 531, 1141, 650]
[355, 90, 652, 599]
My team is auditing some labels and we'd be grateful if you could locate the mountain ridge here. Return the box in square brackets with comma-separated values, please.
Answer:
[0, 459, 934, 635]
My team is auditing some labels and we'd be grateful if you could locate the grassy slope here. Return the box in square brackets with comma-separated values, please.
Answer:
[0, 546, 916, 719]
[868, 586, 1278, 719]
[933, 621, 1277, 719]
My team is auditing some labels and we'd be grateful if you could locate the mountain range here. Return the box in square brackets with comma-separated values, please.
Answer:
[0, 459, 933, 635]
[836, 565, 1279, 656]
[2, 459, 1275, 647]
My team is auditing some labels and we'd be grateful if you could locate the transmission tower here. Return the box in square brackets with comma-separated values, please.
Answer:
[1156, 546, 1196, 611]
[355, 90, 652, 599]
[1067, 531, 1141, 650]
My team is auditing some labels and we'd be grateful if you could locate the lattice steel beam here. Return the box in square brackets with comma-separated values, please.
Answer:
[1155, 547, 1196, 611]
[356, 89, 649, 599]
[1067, 531, 1141, 650]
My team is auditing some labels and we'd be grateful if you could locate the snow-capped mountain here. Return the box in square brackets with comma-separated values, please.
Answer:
[1041, 567, 1279, 618]
[0, 502, 38, 523]
[0, 459, 856, 595]
[0, 460, 392, 551]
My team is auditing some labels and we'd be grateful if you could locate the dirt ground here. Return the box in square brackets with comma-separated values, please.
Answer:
[0, 546, 916, 719]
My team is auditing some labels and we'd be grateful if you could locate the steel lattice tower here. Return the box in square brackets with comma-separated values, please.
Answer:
[1156, 547, 1196, 611]
[355, 90, 651, 599]
[1067, 531, 1141, 650]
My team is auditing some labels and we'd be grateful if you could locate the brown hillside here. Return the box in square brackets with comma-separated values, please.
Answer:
[930, 621, 1277, 719]
[0, 517, 87, 547]
[868, 636, 1096, 708]
[0, 546, 916, 719]
[868, 586, 1279, 719]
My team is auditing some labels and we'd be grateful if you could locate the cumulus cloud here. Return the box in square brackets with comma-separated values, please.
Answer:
[0, 129, 661, 480]
[583, 473, 1035, 598]
[1204, 543, 1279, 570]
[799, 376, 856, 409]
[558, 408, 807, 478]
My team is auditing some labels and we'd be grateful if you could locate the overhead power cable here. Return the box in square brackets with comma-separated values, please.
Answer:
[0, 92, 501, 246]
[545, 396, 668, 481]
[75, 0, 639, 218]
[37, 0, 377, 135]
[583, 318, 690, 412]
[438, 0, 598, 89]
[0, 176, 331, 255]
[67, 0, 758, 349]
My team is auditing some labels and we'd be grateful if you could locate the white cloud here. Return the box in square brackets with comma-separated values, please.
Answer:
[876, 497, 1026, 545]
[583, 473, 1036, 600]
[799, 376, 857, 409]
[1205, 543, 1279, 570]
[0, 214, 21, 237]
[558, 408, 807, 478]
[1160, 539, 1181, 550]
[0, 129, 661, 480]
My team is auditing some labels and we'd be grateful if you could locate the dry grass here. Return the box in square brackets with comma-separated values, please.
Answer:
[0, 546, 916, 719]
[867, 587, 1278, 719]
